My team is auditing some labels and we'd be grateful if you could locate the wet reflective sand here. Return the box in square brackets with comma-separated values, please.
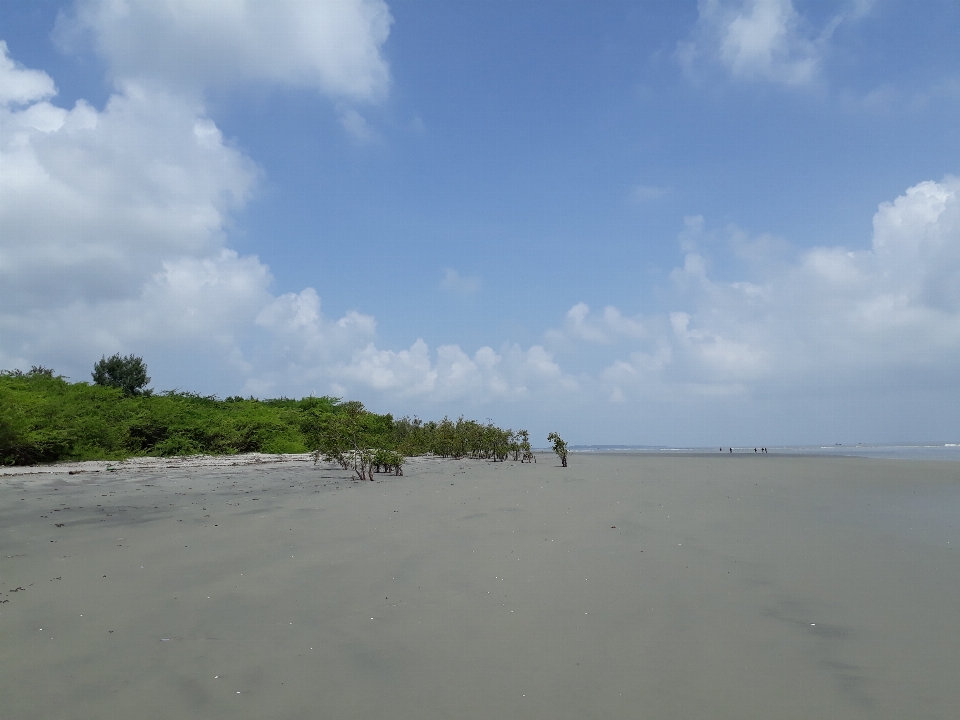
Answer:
[2, 453, 958, 719]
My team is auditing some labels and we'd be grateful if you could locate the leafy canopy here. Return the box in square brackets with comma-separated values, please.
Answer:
[1, 364, 530, 468]
[547, 431, 568, 467]
[92, 354, 151, 396]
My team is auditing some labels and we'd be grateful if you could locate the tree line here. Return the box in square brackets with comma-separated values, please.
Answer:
[0, 357, 539, 469]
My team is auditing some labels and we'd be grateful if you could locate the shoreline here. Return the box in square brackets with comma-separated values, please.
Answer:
[6, 438, 960, 480]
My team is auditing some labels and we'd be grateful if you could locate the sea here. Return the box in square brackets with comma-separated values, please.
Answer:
[567, 443, 960, 461]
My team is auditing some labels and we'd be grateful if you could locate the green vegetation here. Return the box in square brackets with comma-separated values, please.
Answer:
[547, 431, 568, 467]
[0, 366, 531, 470]
[511, 429, 536, 463]
[92, 353, 151, 396]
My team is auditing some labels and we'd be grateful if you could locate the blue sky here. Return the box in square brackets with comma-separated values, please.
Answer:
[3, 0, 960, 446]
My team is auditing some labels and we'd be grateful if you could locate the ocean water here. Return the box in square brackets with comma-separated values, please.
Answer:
[568, 443, 960, 461]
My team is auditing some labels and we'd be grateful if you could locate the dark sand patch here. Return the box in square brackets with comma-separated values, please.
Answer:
[2, 453, 959, 719]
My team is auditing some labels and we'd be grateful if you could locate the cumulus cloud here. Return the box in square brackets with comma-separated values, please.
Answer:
[55, 0, 392, 100]
[677, 0, 859, 86]
[556, 177, 960, 411]
[249, 286, 575, 402]
[0, 3, 390, 386]
[0, 44, 268, 376]
[0, 64, 258, 313]
[5, 16, 960, 443]
[0, 42, 575, 408]
[254, 288, 378, 374]
[0, 40, 58, 105]
[556, 303, 645, 345]
[0, 251, 273, 372]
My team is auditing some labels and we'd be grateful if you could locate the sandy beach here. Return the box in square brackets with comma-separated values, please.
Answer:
[2, 452, 958, 719]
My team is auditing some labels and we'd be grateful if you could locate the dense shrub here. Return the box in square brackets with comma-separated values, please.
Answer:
[0, 368, 529, 467]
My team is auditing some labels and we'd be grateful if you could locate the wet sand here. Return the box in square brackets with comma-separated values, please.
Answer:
[2, 452, 959, 719]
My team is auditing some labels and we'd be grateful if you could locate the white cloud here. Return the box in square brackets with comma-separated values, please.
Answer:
[0, 51, 272, 371]
[440, 268, 481, 296]
[55, 0, 392, 100]
[561, 303, 645, 344]
[214, 170, 960, 427]
[252, 287, 574, 402]
[0, 40, 58, 105]
[677, 0, 861, 86]
[0, 36, 584, 413]
[560, 177, 960, 413]
[254, 288, 379, 374]
[718, 0, 818, 84]
[5, 250, 272, 357]
[5, 26, 960, 443]
[0, 63, 257, 313]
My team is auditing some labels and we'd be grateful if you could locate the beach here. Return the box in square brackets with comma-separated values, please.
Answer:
[2, 452, 958, 719]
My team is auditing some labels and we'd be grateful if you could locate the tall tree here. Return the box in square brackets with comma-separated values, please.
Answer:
[92, 354, 151, 396]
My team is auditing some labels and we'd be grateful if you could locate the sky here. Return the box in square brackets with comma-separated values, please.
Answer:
[2, 0, 960, 446]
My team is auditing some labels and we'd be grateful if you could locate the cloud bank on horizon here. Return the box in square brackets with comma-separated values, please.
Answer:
[2, 0, 960, 445]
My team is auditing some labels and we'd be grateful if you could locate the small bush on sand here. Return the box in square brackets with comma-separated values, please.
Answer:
[547, 431, 568, 467]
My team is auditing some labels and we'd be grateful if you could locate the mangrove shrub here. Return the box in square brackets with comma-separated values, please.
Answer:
[547, 431, 568, 467]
